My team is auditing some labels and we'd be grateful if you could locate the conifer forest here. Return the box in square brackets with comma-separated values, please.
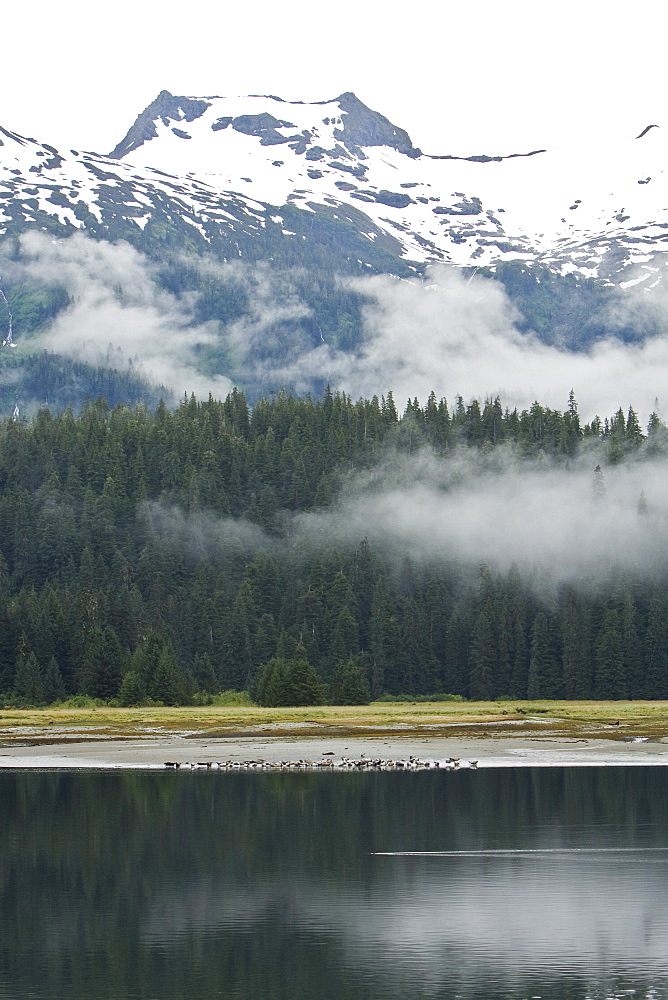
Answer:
[1, 386, 665, 707]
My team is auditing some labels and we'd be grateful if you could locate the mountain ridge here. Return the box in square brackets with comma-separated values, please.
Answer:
[1, 89, 668, 412]
[108, 89, 424, 162]
[0, 89, 666, 289]
[2, 88, 666, 290]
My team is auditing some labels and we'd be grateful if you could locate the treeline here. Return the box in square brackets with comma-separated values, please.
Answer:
[0, 387, 666, 706]
[0, 350, 168, 416]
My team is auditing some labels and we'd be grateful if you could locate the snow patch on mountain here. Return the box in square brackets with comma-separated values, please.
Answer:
[2, 90, 668, 288]
[103, 91, 668, 282]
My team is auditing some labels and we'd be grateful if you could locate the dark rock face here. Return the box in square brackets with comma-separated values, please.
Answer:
[230, 113, 296, 146]
[108, 90, 211, 159]
[108, 90, 422, 165]
[374, 190, 413, 209]
[211, 117, 233, 132]
[334, 92, 421, 158]
[433, 196, 483, 216]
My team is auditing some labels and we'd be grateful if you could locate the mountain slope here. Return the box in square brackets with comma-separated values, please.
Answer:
[1, 91, 668, 410]
[106, 90, 668, 286]
[0, 117, 416, 277]
[2, 91, 668, 288]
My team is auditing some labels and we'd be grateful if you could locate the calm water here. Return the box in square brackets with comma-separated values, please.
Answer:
[1, 767, 668, 999]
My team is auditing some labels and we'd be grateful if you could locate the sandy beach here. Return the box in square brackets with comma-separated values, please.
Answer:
[1, 729, 668, 769]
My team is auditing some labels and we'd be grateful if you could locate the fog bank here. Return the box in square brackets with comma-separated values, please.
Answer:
[145, 444, 668, 586]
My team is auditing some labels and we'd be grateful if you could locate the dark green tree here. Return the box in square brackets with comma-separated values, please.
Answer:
[528, 613, 559, 699]
[595, 609, 626, 700]
[644, 595, 668, 699]
[43, 656, 66, 703]
[252, 655, 323, 707]
[470, 603, 496, 700]
[118, 670, 148, 707]
[149, 643, 185, 706]
[331, 656, 371, 705]
[14, 649, 44, 705]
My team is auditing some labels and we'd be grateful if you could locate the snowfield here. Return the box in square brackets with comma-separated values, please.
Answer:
[2, 92, 668, 284]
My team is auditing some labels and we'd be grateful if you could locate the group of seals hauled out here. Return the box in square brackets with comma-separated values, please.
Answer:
[163, 755, 478, 770]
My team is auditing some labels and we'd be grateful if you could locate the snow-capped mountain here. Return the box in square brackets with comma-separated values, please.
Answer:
[1, 90, 668, 288]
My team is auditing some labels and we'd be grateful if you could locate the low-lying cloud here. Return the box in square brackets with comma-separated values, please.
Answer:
[6, 234, 668, 584]
[145, 443, 668, 587]
[206, 259, 313, 366]
[7, 236, 668, 429]
[272, 266, 668, 424]
[5, 232, 234, 399]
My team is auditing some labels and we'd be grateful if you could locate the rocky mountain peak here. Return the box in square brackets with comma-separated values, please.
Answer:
[333, 91, 421, 158]
[108, 90, 211, 159]
[107, 89, 422, 164]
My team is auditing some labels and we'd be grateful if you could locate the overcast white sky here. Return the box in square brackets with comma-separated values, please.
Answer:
[1, 0, 665, 158]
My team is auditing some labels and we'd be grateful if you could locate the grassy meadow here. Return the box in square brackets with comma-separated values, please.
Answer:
[1, 700, 668, 744]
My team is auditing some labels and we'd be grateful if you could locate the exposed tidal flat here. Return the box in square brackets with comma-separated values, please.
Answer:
[2, 700, 668, 769]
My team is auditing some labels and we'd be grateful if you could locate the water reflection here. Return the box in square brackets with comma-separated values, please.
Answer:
[1, 768, 667, 999]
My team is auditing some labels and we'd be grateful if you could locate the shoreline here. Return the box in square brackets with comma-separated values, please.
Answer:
[2, 731, 668, 769]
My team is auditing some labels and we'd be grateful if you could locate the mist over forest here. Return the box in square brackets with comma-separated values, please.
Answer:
[3, 235, 668, 420]
[0, 218, 667, 709]
[0, 384, 666, 708]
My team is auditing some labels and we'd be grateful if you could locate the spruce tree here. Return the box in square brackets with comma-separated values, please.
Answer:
[644, 595, 668, 698]
[14, 650, 44, 705]
[80, 626, 126, 701]
[561, 587, 590, 699]
[42, 656, 65, 704]
[444, 606, 472, 698]
[193, 652, 217, 694]
[368, 576, 396, 697]
[252, 655, 322, 706]
[470, 603, 496, 700]
[528, 613, 558, 699]
[621, 592, 643, 699]
[287, 655, 324, 707]
[331, 657, 371, 705]
[595, 609, 626, 700]
[150, 644, 185, 706]
[118, 670, 147, 707]
[591, 465, 606, 505]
